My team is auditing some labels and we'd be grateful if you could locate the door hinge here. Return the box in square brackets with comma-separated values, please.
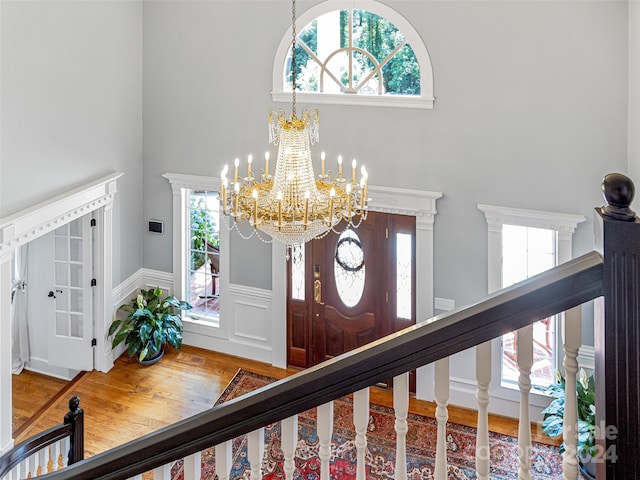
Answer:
[386, 291, 389, 303]
[91, 338, 97, 347]
[91, 278, 97, 287]
[385, 227, 389, 239]
[90, 218, 97, 227]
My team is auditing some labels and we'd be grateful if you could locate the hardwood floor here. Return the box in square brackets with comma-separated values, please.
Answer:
[12, 370, 70, 437]
[13, 345, 558, 461]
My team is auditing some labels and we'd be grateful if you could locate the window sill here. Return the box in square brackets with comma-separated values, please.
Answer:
[271, 91, 434, 110]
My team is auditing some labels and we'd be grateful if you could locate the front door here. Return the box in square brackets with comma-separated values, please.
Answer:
[287, 211, 416, 369]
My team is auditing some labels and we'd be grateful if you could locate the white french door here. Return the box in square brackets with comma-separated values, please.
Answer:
[47, 216, 94, 371]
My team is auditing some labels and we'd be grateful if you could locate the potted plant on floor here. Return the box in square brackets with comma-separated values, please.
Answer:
[542, 368, 596, 479]
[109, 288, 192, 365]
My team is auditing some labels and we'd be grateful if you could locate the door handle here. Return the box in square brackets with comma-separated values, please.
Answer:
[314, 279, 325, 305]
[48, 289, 63, 298]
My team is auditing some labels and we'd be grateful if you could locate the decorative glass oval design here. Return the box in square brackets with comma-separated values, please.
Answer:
[334, 229, 366, 307]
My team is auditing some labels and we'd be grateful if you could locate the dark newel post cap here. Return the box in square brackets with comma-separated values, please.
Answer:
[601, 173, 637, 221]
[64, 396, 82, 422]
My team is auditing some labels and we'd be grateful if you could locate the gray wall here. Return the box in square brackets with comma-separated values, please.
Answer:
[141, 0, 628, 308]
[0, 0, 629, 315]
[630, 1, 640, 184]
[0, 0, 143, 285]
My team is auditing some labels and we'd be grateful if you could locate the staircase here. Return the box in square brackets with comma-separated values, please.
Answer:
[2, 174, 639, 480]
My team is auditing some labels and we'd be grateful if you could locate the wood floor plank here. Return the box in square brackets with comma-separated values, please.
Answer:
[13, 345, 558, 459]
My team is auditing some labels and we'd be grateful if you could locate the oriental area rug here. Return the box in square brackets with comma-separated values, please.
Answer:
[171, 369, 565, 480]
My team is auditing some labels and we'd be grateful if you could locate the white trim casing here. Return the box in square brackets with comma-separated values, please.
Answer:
[162, 172, 232, 341]
[0, 173, 123, 254]
[272, 184, 443, 392]
[0, 172, 122, 452]
[163, 172, 442, 373]
[271, 0, 435, 109]
[477, 203, 586, 419]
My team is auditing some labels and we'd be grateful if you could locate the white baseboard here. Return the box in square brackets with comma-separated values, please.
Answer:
[27, 357, 79, 381]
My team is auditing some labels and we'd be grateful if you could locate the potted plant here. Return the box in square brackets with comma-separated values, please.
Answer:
[109, 288, 192, 365]
[542, 368, 596, 479]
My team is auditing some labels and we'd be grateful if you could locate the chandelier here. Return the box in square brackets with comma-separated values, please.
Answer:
[218, 0, 369, 247]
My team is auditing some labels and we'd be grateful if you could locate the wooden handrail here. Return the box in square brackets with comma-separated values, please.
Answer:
[38, 250, 604, 480]
[0, 396, 84, 477]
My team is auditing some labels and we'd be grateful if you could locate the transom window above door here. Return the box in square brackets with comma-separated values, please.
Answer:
[272, 0, 434, 109]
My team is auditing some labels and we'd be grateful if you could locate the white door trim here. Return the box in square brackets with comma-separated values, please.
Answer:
[272, 184, 442, 402]
[0, 172, 122, 452]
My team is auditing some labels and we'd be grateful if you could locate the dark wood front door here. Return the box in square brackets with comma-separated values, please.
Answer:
[287, 211, 416, 369]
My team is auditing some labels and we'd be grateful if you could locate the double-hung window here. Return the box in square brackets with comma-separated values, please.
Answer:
[478, 204, 585, 394]
[164, 173, 226, 333]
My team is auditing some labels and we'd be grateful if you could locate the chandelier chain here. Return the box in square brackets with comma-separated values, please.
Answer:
[218, 0, 369, 248]
[291, 0, 297, 117]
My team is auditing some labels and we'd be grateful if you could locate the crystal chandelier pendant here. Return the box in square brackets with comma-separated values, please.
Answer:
[218, 0, 369, 247]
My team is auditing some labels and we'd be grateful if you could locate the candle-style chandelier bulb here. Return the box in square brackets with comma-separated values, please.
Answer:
[217, 0, 369, 246]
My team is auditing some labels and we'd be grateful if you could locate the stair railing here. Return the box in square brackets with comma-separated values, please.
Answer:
[26, 173, 640, 480]
[0, 397, 84, 479]
[35, 249, 603, 480]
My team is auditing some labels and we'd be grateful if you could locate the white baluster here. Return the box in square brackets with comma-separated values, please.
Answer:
[214, 440, 232, 480]
[393, 373, 409, 480]
[27, 452, 37, 477]
[13, 462, 26, 479]
[152, 463, 171, 479]
[317, 401, 334, 480]
[61, 437, 70, 467]
[476, 341, 491, 479]
[248, 428, 265, 480]
[38, 443, 49, 475]
[354, 388, 370, 480]
[183, 452, 201, 480]
[562, 307, 582, 480]
[50, 441, 60, 471]
[281, 415, 299, 480]
[434, 358, 449, 480]
[517, 325, 533, 480]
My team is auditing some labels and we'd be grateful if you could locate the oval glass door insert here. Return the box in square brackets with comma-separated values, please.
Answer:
[334, 229, 366, 307]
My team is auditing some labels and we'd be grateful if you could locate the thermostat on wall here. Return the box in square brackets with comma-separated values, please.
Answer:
[148, 220, 164, 234]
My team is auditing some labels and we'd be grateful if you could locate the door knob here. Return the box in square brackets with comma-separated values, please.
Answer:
[48, 289, 63, 298]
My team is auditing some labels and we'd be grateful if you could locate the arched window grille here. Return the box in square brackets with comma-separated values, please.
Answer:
[272, 0, 434, 109]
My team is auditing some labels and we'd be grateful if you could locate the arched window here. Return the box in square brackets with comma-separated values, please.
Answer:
[272, 0, 434, 109]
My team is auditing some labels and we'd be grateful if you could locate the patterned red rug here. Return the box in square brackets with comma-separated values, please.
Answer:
[171, 369, 564, 479]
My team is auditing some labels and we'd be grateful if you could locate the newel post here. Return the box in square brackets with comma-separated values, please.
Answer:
[594, 173, 640, 479]
[64, 396, 84, 465]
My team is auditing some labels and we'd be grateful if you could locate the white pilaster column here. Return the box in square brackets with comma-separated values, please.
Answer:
[0, 252, 14, 453]
[95, 199, 115, 373]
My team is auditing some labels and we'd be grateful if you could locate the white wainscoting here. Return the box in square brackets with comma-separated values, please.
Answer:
[110, 271, 274, 367]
